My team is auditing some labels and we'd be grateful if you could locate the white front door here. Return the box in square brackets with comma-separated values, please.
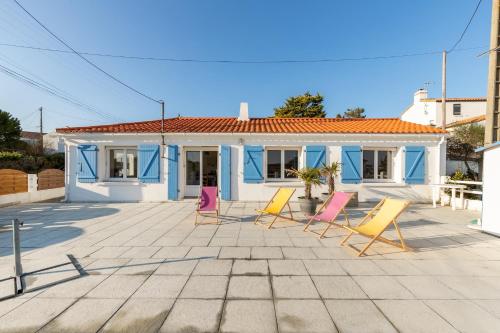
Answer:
[184, 148, 218, 197]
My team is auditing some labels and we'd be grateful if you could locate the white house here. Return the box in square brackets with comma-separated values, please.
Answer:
[401, 89, 486, 127]
[56, 105, 447, 203]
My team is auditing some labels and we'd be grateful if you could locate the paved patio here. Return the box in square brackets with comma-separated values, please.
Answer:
[0, 201, 499, 333]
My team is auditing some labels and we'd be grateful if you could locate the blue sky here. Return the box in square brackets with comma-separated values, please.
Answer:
[0, 0, 492, 132]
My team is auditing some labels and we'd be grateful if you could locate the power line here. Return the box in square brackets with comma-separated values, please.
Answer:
[448, 0, 483, 53]
[12, 0, 161, 104]
[0, 62, 121, 122]
[0, 41, 488, 64]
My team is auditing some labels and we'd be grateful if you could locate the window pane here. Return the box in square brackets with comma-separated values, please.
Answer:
[202, 151, 218, 186]
[377, 151, 391, 179]
[267, 150, 281, 179]
[284, 150, 298, 178]
[186, 151, 200, 185]
[110, 149, 125, 178]
[453, 104, 461, 115]
[126, 149, 137, 178]
[363, 150, 375, 179]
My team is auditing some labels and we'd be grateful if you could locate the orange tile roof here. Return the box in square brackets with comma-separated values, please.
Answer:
[446, 115, 486, 128]
[56, 117, 447, 135]
[421, 97, 486, 102]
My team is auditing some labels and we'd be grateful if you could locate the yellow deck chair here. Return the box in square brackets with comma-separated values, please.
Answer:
[255, 188, 296, 229]
[340, 198, 410, 256]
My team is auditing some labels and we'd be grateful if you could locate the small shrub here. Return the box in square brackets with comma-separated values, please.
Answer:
[0, 151, 23, 160]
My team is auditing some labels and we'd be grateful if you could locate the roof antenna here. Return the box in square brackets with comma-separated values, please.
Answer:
[423, 81, 434, 91]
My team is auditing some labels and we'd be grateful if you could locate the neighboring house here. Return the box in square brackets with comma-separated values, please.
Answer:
[20, 131, 44, 146]
[43, 132, 65, 153]
[56, 105, 447, 203]
[401, 89, 486, 127]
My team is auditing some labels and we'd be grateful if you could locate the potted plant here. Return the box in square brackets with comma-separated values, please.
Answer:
[286, 167, 321, 215]
[320, 161, 341, 201]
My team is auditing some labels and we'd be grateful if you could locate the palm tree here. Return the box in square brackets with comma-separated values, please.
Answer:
[321, 162, 341, 195]
[286, 167, 321, 199]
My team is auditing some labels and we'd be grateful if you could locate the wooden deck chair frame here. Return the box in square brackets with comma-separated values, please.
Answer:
[303, 192, 353, 238]
[254, 188, 296, 229]
[340, 198, 410, 256]
[195, 186, 221, 225]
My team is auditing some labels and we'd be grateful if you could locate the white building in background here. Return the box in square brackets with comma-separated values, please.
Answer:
[401, 89, 486, 127]
[43, 132, 65, 153]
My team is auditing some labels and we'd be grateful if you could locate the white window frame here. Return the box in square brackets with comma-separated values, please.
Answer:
[264, 147, 301, 182]
[106, 146, 138, 181]
[362, 148, 395, 183]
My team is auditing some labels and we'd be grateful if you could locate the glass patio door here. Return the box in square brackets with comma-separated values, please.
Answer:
[184, 148, 218, 197]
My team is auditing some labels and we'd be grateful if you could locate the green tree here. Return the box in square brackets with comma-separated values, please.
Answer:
[274, 92, 326, 118]
[0, 110, 22, 150]
[447, 123, 484, 179]
[336, 107, 366, 119]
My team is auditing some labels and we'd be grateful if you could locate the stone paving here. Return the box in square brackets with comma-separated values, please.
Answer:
[0, 201, 499, 333]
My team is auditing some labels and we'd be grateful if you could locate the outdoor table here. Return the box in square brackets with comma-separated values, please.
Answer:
[431, 184, 467, 210]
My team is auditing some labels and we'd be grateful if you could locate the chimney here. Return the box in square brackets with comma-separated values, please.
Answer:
[414, 89, 428, 103]
[238, 102, 249, 121]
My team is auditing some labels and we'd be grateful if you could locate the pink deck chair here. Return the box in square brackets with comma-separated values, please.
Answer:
[195, 186, 220, 225]
[303, 191, 353, 238]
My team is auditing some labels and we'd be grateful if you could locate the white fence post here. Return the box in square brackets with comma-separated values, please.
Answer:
[27, 174, 38, 193]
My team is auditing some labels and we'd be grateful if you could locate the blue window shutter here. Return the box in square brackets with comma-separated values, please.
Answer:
[167, 145, 179, 200]
[220, 145, 231, 200]
[138, 145, 160, 183]
[77, 145, 97, 183]
[405, 146, 426, 184]
[306, 145, 326, 168]
[341, 146, 362, 184]
[243, 145, 264, 183]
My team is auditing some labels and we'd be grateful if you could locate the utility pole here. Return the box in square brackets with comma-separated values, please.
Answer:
[441, 50, 447, 129]
[485, 0, 500, 144]
[39, 106, 43, 154]
[160, 100, 165, 158]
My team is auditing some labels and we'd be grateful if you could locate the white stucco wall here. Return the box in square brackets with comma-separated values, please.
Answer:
[62, 132, 446, 203]
[401, 90, 486, 126]
[481, 144, 500, 235]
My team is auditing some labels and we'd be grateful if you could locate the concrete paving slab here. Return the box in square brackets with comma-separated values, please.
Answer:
[114, 258, 162, 275]
[437, 276, 500, 299]
[275, 299, 337, 333]
[179, 275, 228, 299]
[90, 246, 131, 259]
[101, 298, 174, 333]
[325, 300, 397, 333]
[251, 247, 283, 259]
[312, 276, 367, 299]
[38, 275, 107, 298]
[152, 246, 191, 259]
[232, 260, 268, 275]
[159, 299, 223, 333]
[268, 259, 308, 276]
[133, 275, 188, 299]
[396, 276, 463, 299]
[39, 298, 124, 333]
[0, 298, 76, 333]
[84, 258, 131, 275]
[185, 246, 220, 259]
[220, 300, 277, 333]
[372, 259, 425, 275]
[227, 276, 272, 299]
[193, 259, 233, 275]
[281, 247, 317, 259]
[303, 260, 346, 275]
[473, 300, 500, 319]
[354, 276, 415, 299]
[375, 300, 458, 333]
[425, 300, 500, 333]
[272, 276, 319, 299]
[154, 259, 198, 275]
[119, 246, 161, 259]
[0, 297, 29, 317]
[338, 259, 386, 275]
[219, 246, 251, 259]
[86, 275, 147, 299]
